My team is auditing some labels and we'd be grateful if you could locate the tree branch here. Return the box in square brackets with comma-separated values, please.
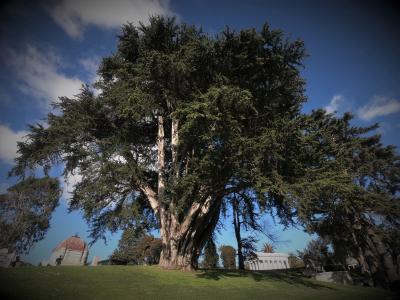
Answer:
[140, 184, 159, 215]
[171, 118, 179, 179]
[157, 116, 166, 203]
[180, 195, 213, 236]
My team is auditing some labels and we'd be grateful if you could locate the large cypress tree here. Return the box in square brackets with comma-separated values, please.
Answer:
[294, 111, 400, 286]
[11, 16, 315, 270]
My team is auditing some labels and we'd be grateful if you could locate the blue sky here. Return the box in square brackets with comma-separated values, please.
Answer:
[0, 0, 399, 265]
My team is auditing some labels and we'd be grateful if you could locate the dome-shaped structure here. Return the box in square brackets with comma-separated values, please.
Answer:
[54, 235, 87, 253]
[45, 235, 89, 266]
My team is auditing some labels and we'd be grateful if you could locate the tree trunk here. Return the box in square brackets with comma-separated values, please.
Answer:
[142, 115, 222, 270]
[351, 230, 370, 276]
[158, 234, 194, 270]
[232, 196, 244, 270]
[158, 196, 222, 270]
[351, 216, 400, 287]
[366, 227, 400, 286]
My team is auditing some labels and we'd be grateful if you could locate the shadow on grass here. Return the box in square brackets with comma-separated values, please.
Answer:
[196, 268, 335, 290]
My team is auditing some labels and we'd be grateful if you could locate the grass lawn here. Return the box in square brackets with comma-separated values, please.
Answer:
[0, 266, 396, 300]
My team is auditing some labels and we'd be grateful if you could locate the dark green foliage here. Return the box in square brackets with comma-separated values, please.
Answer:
[203, 238, 219, 268]
[10, 16, 308, 257]
[0, 177, 60, 254]
[132, 235, 162, 265]
[219, 245, 236, 269]
[110, 226, 145, 264]
[293, 111, 400, 286]
[111, 228, 162, 265]
[15, 16, 397, 275]
[7, 15, 399, 276]
[240, 236, 258, 262]
[298, 238, 334, 272]
[227, 192, 260, 270]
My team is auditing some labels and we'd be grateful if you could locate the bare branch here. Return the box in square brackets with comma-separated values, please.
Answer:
[171, 118, 179, 178]
[157, 116, 166, 202]
[140, 184, 159, 215]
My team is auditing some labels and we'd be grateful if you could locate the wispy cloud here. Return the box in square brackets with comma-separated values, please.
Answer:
[0, 124, 28, 164]
[79, 57, 99, 79]
[324, 94, 344, 114]
[0, 123, 83, 200]
[61, 171, 82, 203]
[79, 57, 102, 95]
[46, 0, 175, 39]
[79, 57, 100, 83]
[8, 44, 83, 108]
[357, 96, 400, 121]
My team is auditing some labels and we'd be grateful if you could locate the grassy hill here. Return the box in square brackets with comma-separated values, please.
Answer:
[0, 266, 396, 300]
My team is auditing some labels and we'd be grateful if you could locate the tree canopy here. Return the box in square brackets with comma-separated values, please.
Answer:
[0, 177, 60, 254]
[202, 237, 219, 268]
[293, 111, 400, 286]
[11, 16, 310, 270]
[110, 226, 146, 264]
[9, 16, 398, 276]
[110, 227, 162, 265]
[219, 245, 236, 269]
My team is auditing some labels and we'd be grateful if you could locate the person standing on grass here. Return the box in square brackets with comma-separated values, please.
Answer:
[56, 256, 62, 266]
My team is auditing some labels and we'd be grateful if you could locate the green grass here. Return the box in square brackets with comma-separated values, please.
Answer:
[0, 266, 396, 300]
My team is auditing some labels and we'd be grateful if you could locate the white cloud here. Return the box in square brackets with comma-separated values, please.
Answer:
[79, 57, 99, 79]
[324, 94, 344, 114]
[357, 96, 400, 121]
[0, 125, 28, 164]
[61, 171, 82, 203]
[8, 45, 83, 107]
[79, 57, 102, 95]
[47, 0, 174, 39]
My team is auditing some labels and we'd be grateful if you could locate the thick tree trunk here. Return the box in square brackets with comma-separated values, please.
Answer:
[351, 230, 370, 276]
[366, 228, 400, 286]
[158, 232, 195, 271]
[351, 216, 400, 287]
[143, 115, 222, 270]
[158, 209, 194, 270]
[158, 196, 222, 270]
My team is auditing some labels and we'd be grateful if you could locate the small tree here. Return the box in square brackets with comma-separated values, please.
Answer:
[288, 253, 304, 268]
[0, 177, 60, 254]
[203, 238, 219, 268]
[220, 245, 236, 269]
[262, 243, 274, 253]
[134, 235, 162, 265]
[148, 238, 163, 264]
[228, 192, 260, 270]
[110, 226, 145, 264]
[110, 231, 162, 265]
[298, 238, 333, 272]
